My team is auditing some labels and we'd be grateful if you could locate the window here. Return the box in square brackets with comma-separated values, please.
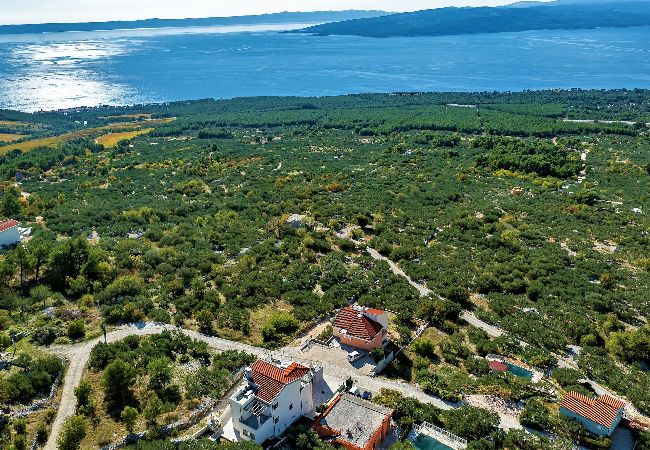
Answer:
[289, 403, 293, 410]
[272, 403, 278, 410]
[274, 417, 279, 424]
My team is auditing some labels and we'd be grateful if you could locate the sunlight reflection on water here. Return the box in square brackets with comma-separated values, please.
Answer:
[0, 39, 138, 112]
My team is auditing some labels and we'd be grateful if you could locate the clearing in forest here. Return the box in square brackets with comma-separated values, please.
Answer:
[96, 128, 154, 147]
[0, 118, 174, 155]
[0, 133, 27, 143]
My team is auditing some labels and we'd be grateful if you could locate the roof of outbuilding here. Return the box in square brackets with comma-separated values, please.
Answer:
[333, 307, 384, 342]
[316, 393, 392, 449]
[0, 220, 19, 233]
[250, 359, 310, 403]
[560, 392, 625, 428]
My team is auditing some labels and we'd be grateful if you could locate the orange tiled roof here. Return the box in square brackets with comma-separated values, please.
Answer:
[364, 308, 386, 315]
[250, 360, 309, 403]
[560, 392, 625, 428]
[333, 307, 384, 342]
[0, 220, 19, 233]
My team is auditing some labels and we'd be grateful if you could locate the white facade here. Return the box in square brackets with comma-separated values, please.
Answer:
[0, 224, 20, 248]
[229, 360, 322, 445]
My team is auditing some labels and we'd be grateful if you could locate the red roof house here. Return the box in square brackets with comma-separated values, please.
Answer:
[333, 306, 388, 351]
[559, 392, 625, 436]
[248, 360, 310, 402]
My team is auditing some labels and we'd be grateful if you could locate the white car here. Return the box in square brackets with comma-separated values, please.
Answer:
[348, 350, 363, 363]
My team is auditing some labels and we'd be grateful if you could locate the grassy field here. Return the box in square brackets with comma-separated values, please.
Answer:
[0, 133, 27, 142]
[96, 128, 154, 147]
[0, 118, 174, 155]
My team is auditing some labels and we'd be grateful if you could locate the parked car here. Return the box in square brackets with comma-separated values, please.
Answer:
[362, 391, 372, 400]
[348, 350, 363, 363]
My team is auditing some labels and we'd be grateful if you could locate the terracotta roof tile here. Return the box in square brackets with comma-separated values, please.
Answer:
[250, 359, 309, 403]
[333, 307, 384, 342]
[560, 392, 625, 429]
[0, 220, 19, 233]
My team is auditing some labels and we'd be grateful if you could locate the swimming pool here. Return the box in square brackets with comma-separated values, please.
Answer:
[505, 362, 533, 379]
[411, 435, 454, 450]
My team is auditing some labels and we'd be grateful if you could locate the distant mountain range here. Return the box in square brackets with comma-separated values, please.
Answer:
[0, 10, 388, 35]
[294, 1, 650, 38]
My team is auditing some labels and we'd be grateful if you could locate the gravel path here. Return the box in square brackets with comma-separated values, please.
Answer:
[364, 246, 650, 425]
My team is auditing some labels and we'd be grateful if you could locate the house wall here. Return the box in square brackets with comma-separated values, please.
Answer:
[333, 328, 385, 351]
[231, 369, 316, 445]
[559, 407, 622, 437]
[0, 227, 20, 248]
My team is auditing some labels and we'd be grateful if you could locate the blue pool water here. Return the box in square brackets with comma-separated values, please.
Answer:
[1, 24, 649, 111]
[506, 362, 534, 379]
[412, 435, 454, 450]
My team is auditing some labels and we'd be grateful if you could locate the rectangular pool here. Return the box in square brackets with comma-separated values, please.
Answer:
[411, 435, 454, 450]
[506, 362, 533, 379]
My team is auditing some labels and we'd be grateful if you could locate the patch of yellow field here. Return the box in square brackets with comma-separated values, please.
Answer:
[0, 120, 30, 126]
[96, 128, 154, 147]
[99, 113, 153, 120]
[0, 117, 175, 155]
[0, 133, 27, 143]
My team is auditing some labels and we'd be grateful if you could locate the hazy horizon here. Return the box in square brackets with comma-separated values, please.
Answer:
[1, 0, 553, 26]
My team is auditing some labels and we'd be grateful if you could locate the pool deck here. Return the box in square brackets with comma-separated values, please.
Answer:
[407, 422, 467, 450]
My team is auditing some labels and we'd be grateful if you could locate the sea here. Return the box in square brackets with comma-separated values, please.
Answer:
[0, 23, 649, 112]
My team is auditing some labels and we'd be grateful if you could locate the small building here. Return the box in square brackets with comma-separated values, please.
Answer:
[286, 213, 306, 228]
[0, 220, 20, 248]
[229, 358, 322, 445]
[559, 392, 625, 436]
[313, 393, 393, 450]
[333, 305, 388, 351]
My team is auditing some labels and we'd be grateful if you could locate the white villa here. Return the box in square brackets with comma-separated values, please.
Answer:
[228, 358, 322, 445]
[0, 220, 21, 248]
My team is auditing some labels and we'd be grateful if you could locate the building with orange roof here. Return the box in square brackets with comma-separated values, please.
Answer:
[313, 393, 393, 450]
[332, 305, 388, 351]
[559, 391, 625, 436]
[229, 358, 322, 444]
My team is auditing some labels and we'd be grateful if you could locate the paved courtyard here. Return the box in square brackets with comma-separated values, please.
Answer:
[300, 339, 378, 376]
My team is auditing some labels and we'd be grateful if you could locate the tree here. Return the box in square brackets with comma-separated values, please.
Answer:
[66, 320, 85, 340]
[147, 357, 172, 392]
[74, 380, 93, 413]
[28, 237, 51, 282]
[56, 415, 87, 450]
[520, 398, 550, 431]
[121, 406, 138, 434]
[441, 405, 499, 441]
[390, 442, 415, 450]
[195, 309, 215, 334]
[143, 395, 163, 428]
[30, 285, 52, 308]
[1, 187, 21, 217]
[101, 359, 136, 413]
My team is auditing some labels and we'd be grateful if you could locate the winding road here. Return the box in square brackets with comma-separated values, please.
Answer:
[41, 245, 646, 448]
[364, 246, 649, 426]
[42, 321, 523, 450]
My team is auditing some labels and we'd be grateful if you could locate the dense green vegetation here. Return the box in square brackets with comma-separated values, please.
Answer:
[1, 89, 649, 448]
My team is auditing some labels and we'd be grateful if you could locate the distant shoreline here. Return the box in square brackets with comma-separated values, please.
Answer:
[0, 22, 324, 43]
[0, 10, 388, 36]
